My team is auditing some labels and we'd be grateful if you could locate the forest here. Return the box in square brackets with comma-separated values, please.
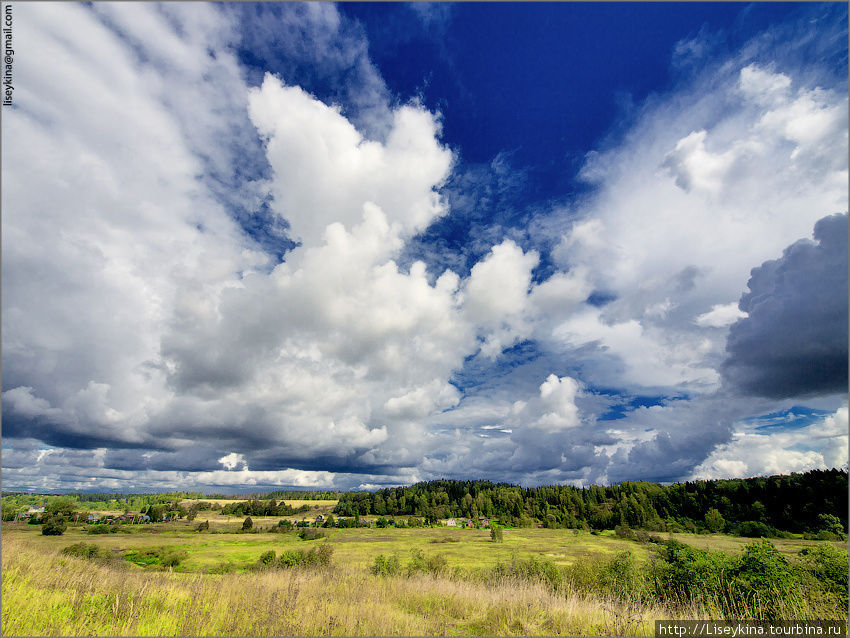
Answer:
[332, 469, 847, 537]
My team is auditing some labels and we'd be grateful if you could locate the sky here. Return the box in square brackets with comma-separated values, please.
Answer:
[1, 2, 847, 493]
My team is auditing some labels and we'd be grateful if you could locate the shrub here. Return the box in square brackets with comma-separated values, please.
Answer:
[41, 516, 67, 536]
[277, 544, 334, 568]
[731, 520, 786, 539]
[492, 555, 563, 591]
[704, 508, 725, 533]
[196, 521, 209, 532]
[242, 516, 253, 531]
[599, 551, 646, 600]
[732, 540, 804, 620]
[61, 542, 112, 562]
[490, 525, 504, 543]
[652, 540, 734, 602]
[371, 553, 402, 576]
[799, 544, 849, 609]
[259, 550, 277, 565]
[277, 520, 293, 532]
[405, 549, 448, 576]
[614, 524, 633, 539]
[87, 524, 118, 534]
[124, 547, 188, 568]
[298, 528, 325, 541]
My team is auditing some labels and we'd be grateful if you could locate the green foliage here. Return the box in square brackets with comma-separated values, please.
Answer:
[45, 497, 77, 519]
[406, 549, 448, 576]
[705, 508, 725, 533]
[816, 513, 845, 535]
[614, 523, 633, 539]
[332, 469, 847, 536]
[276, 544, 334, 568]
[653, 540, 735, 602]
[196, 520, 210, 532]
[371, 553, 402, 576]
[732, 540, 803, 620]
[490, 525, 504, 543]
[798, 544, 849, 609]
[729, 520, 788, 538]
[491, 555, 563, 591]
[298, 528, 326, 541]
[599, 551, 646, 599]
[124, 547, 188, 568]
[258, 550, 276, 565]
[87, 524, 118, 534]
[241, 516, 253, 531]
[61, 542, 113, 562]
[41, 516, 67, 535]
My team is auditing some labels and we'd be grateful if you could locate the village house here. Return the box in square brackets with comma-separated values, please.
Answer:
[478, 517, 490, 528]
[445, 518, 457, 527]
[315, 514, 324, 523]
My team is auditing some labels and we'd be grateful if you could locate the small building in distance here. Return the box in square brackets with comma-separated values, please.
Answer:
[445, 518, 457, 527]
[315, 514, 325, 524]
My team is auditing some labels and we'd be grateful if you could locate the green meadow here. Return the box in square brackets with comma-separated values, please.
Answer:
[3, 518, 846, 636]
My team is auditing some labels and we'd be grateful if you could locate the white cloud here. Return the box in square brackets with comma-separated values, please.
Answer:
[696, 302, 748, 328]
[692, 405, 849, 479]
[549, 61, 847, 394]
[218, 452, 247, 471]
[248, 74, 453, 249]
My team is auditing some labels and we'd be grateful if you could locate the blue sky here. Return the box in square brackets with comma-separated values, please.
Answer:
[1, 2, 847, 493]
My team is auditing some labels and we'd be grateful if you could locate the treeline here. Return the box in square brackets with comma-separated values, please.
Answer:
[219, 498, 313, 517]
[254, 490, 345, 500]
[333, 469, 847, 536]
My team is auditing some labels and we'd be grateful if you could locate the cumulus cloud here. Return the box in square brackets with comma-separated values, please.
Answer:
[550, 58, 847, 393]
[2, 5, 846, 492]
[721, 213, 848, 399]
[692, 405, 849, 479]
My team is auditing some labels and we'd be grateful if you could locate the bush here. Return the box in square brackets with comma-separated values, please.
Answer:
[799, 544, 849, 609]
[258, 550, 277, 565]
[41, 516, 67, 536]
[614, 524, 633, 539]
[242, 516, 253, 531]
[406, 549, 448, 576]
[277, 520, 293, 532]
[276, 544, 334, 568]
[731, 520, 787, 539]
[298, 528, 326, 541]
[124, 547, 188, 568]
[61, 542, 112, 562]
[490, 525, 504, 543]
[732, 540, 804, 620]
[371, 553, 402, 576]
[196, 521, 209, 532]
[491, 555, 563, 591]
[87, 524, 118, 534]
[599, 551, 646, 600]
[652, 540, 735, 602]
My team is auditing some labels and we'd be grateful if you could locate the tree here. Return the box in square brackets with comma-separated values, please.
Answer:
[490, 525, 504, 543]
[242, 516, 253, 531]
[46, 497, 76, 519]
[705, 508, 725, 533]
[42, 516, 67, 535]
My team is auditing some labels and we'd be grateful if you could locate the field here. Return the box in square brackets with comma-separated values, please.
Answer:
[2, 520, 846, 636]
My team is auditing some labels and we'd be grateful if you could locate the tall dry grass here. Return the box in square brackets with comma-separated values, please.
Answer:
[3, 537, 702, 636]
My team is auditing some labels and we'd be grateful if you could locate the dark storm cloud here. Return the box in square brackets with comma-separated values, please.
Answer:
[722, 213, 848, 399]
